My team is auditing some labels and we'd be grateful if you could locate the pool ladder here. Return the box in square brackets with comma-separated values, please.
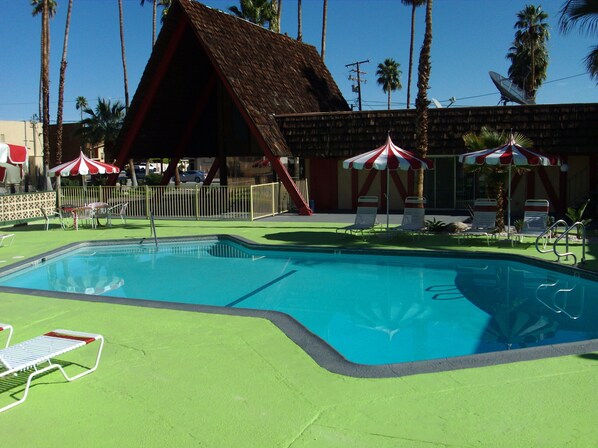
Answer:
[534, 219, 586, 265]
[149, 212, 158, 247]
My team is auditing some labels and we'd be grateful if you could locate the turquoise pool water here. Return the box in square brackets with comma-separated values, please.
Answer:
[1, 239, 597, 366]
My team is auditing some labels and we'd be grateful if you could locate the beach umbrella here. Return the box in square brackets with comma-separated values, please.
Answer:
[458, 135, 560, 237]
[0, 143, 28, 184]
[343, 135, 433, 231]
[49, 151, 120, 177]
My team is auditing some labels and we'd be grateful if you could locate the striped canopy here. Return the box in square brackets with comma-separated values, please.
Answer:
[0, 143, 28, 183]
[49, 151, 120, 177]
[458, 138, 561, 167]
[343, 135, 434, 171]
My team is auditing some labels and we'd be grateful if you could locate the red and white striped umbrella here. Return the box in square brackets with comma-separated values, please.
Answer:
[49, 151, 120, 177]
[458, 137, 560, 168]
[0, 143, 28, 183]
[459, 136, 561, 237]
[343, 135, 434, 171]
[343, 135, 433, 231]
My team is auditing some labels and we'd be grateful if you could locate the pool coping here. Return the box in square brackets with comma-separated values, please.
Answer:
[1, 234, 597, 378]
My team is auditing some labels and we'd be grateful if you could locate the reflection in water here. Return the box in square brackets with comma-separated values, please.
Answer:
[455, 264, 597, 351]
[47, 254, 125, 295]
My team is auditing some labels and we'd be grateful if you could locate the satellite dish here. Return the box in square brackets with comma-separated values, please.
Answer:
[489, 71, 535, 105]
[431, 98, 443, 108]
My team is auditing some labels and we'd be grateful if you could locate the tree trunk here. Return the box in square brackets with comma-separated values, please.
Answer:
[42, 0, 52, 191]
[406, 5, 417, 109]
[414, 0, 432, 199]
[152, 0, 157, 46]
[56, 0, 74, 166]
[297, 0, 302, 41]
[118, 0, 130, 110]
[321, 0, 328, 61]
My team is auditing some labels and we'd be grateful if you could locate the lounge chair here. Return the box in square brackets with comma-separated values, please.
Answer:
[0, 329, 104, 413]
[0, 234, 15, 247]
[0, 323, 12, 348]
[336, 196, 379, 236]
[109, 202, 128, 225]
[392, 197, 426, 233]
[457, 198, 498, 245]
[517, 199, 550, 246]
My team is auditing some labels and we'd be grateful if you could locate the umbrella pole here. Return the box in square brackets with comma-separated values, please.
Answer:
[507, 165, 512, 239]
[386, 164, 390, 234]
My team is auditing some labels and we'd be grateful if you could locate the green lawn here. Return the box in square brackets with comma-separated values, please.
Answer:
[0, 217, 596, 447]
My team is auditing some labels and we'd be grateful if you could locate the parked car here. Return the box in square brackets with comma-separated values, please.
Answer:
[177, 170, 206, 183]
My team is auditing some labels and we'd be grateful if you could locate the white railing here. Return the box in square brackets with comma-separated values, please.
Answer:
[55, 180, 308, 221]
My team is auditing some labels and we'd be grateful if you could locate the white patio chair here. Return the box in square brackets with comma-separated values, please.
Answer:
[457, 198, 498, 245]
[0, 329, 104, 413]
[40, 207, 64, 231]
[336, 196, 379, 236]
[108, 202, 128, 225]
[392, 197, 426, 233]
[517, 199, 551, 246]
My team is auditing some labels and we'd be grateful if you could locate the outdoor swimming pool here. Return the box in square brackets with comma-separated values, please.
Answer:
[1, 236, 597, 377]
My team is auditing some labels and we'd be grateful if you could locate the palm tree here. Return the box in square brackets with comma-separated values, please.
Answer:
[297, 0, 302, 41]
[140, 0, 158, 46]
[376, 58, 402, 110]
[55, 0, 74, 166]
[507, 5, 550, 99]
[228, 0, 277, 30]
[159, 0, 172, 23]
[462, 128, 533, 232]
[31, 0, 56, 190]
[559, 0, 598, 81]
[75, 96, 88, 154]
[414, 0, 432, 199]
[321, 0, 328, 61]
[117, 0, 136, 184]
[400, 0, 426, 109]
[75, 96, 88, 121]
[78, 98, 126, 163]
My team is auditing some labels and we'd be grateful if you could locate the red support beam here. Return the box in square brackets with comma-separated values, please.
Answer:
[203, 158, 221, 186]
[390, 171, 408, 202]
[351, 169, 359, 208]
[537, 166, 560, 211]
[357, 170, 378, 199]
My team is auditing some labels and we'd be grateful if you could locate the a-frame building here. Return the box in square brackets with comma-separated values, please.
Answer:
[111, 0, 349, 215]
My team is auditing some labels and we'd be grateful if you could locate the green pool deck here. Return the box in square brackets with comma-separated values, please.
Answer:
[0, 217, 597, 447]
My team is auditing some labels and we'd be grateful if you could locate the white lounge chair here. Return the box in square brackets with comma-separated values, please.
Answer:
[517, 199, 550, 246]
[392, 197, 426, 233]
[0, 323, 13, 348]
[458, 198, 497, 245]
[0, 329, 104, 413]
[0, 234, 15, 247]
[336, 196, 379, 235]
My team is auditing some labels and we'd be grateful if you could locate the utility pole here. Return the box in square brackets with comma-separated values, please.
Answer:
[346, 59, 369, 111]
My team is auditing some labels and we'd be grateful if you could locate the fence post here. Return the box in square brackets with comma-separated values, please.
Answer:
[195, 184, 200, 220]
[272, 183, 276, 217]
[250, 185, 255, 221]
[145, 185, 150, 218]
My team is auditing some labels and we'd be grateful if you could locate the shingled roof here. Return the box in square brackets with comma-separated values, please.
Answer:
[275, 103, 598, 157]
[114, 0, 349, 162]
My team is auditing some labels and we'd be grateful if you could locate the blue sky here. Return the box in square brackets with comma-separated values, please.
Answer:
[0, 0, 595, 123]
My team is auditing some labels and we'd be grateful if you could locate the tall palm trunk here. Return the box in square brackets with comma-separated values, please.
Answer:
[321, 0, 328, 61]
[297, 0, 302, 41]
[42, 0, 52, 190]
[406, 4, 417, 109]
[414, 0, 432, 199]
[152, 0, 157, 46]
[56, 0, 74, 166]
[118, 0, 130, 109]
[118, 0, 136, 186]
